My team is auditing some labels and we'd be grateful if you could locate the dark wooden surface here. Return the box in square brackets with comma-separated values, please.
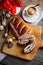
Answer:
[0, 0, 43, 65]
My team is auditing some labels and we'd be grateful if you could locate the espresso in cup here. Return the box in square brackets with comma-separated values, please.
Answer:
[27, 7, 36, 15]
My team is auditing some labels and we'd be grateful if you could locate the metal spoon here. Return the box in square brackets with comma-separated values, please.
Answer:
[34, 4, 40, 7]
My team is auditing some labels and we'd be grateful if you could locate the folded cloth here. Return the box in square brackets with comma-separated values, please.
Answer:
[0, 53, 6, 62]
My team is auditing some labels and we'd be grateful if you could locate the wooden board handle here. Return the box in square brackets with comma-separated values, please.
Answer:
[40, 40, 43, 47]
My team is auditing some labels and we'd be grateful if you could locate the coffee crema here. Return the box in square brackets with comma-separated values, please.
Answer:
[27, 7, 36, 15]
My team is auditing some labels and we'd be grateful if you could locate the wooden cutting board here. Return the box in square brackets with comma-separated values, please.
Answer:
[2, 24, 43, 60]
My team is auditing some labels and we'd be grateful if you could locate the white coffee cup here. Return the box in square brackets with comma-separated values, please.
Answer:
[25, 6, 37, 17]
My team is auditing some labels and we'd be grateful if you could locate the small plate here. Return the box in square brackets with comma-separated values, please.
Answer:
[22, 5, 43, 24]
[15, 7, 21, 15]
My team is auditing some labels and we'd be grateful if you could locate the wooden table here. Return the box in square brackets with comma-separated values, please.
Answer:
[0, 0, 43, 65]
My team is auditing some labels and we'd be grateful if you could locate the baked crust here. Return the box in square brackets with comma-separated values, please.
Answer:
[10, 17, 31, 39]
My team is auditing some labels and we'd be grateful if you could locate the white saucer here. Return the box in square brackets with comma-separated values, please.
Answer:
[15, 7, 21, 15]
[22, 5, 43, 24]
